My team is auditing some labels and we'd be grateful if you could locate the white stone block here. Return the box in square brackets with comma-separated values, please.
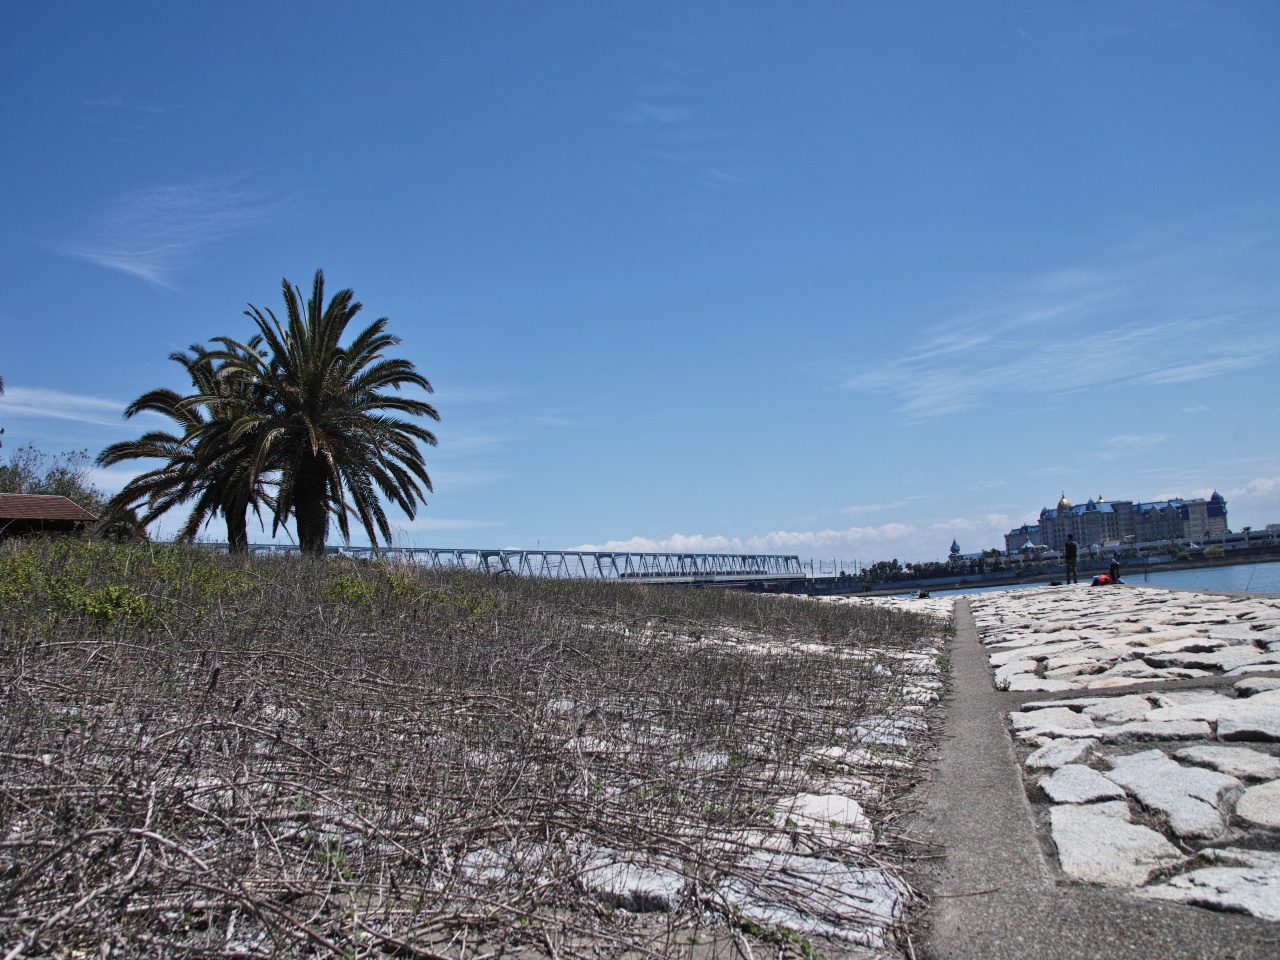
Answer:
[1010, 707, 1096, 732]
[1174, 745, 1280, 783]
[1139, 866, 1280, 921]
[1039, 764, 1128, 804]
[774, 792, 873, 847]
[1235, 677, 1280, 697]
[1049, 804, 1184, 887]
[1082, 694, 1153, 723]
[1025, 738, 1094, 769]
[1095, 720, 1212, 743]
[1105, 749, 1242, 839]
[720, 851, 906, 949]
[1235, 779, 1280, 830]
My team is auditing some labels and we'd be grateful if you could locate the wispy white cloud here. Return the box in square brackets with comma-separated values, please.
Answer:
[1088, 432, 1170, 463]
[428, 467, 502, 491]
[619, 99, 693, 126]
[840, 494, 938, 515]
[618, 56, 751, 213]
[840, 502, 908, 517]
[85, 97, 170, 113]
[1106, 433, 1167, 450]
[60, 178, 278, 287]
[429, 384, 515, 406]
[431, 412, 581, 466]
[1026, 464, 1076, 478]
[622, 89, 739, 170]
[393, 516, 503, 533]
[436, 433, 504, 458]
[382, 516, 504, 549]
[0, 385, 152, 429]
[845, 224, 1280, 418]
[82, 96, 173, 130]
[88, 465, 145, 495]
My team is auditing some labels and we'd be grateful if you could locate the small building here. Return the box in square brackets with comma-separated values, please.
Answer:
[0, 493, 98, 538]
[1004, 524, 1044, 554]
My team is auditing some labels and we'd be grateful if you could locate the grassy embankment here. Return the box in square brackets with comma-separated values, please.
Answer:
[0, 541, 946, 959]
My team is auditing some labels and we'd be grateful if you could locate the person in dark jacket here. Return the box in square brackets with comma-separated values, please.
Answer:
[1064, 534, 1079, 585]
[1110, 553, 1122, 584]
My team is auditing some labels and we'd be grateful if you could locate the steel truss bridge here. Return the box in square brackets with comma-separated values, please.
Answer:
[235, 544, 806, 586]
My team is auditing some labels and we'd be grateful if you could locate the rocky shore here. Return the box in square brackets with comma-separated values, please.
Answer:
[970, 585, 1280, 922]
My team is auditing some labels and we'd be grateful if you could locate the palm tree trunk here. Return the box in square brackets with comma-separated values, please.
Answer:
[295, 461, 329, 556]
[224, 499, 249, 554]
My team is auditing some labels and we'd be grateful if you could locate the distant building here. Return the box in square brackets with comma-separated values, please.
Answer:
[1004, 492, 1228, 553]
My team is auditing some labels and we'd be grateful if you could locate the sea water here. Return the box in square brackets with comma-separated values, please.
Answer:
[919, 560, 1280, 598]
[1133, 561, 1280, 595]
[865, 560, 1280, 599]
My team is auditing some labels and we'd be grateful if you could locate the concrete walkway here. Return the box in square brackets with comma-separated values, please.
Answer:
[911, 599, 1278, 960]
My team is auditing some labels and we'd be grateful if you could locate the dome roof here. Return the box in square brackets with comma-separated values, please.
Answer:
[1211, 490, 1225, 502]
[1057, 492, 1071, 511]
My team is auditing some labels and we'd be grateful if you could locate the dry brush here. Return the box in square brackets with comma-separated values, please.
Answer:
[0, 542, 947, 959]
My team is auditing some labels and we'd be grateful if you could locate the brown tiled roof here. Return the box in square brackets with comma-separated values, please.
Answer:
[0, 493, 98, 523]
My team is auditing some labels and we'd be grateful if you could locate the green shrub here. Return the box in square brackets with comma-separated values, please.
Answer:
[48, 580, 151, 621]
[330, 572, 376, 606]
[0, 540, 253, 627]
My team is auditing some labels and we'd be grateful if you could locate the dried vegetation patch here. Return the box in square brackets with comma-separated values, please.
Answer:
[0, 542, 947, 959]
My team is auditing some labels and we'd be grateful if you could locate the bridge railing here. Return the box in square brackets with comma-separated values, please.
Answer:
[224, 544, 805, 582]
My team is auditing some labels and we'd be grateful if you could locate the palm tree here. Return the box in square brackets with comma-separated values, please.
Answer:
[216, 269, 439, 555]
[97, 341, 272, 552]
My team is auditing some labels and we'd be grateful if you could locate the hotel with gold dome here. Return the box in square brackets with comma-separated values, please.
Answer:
[1004, 492, 1228, 553]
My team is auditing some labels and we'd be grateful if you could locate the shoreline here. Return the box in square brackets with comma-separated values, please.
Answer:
[843, 552, 1280, 598]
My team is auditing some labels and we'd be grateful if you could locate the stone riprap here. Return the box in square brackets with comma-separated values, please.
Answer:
[967, 584, 1280, 923]
[972, 585, 1280, 693]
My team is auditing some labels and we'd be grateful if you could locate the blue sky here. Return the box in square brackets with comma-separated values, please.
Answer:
[2, 1, 1278, 562]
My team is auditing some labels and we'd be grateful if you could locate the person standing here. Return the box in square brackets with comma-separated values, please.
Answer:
[1110, 552, 1122, 584]
[1064, 534, 1079, 585]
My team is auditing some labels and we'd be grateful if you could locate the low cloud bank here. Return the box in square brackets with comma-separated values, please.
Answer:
[1220, 476, 1280, 531]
